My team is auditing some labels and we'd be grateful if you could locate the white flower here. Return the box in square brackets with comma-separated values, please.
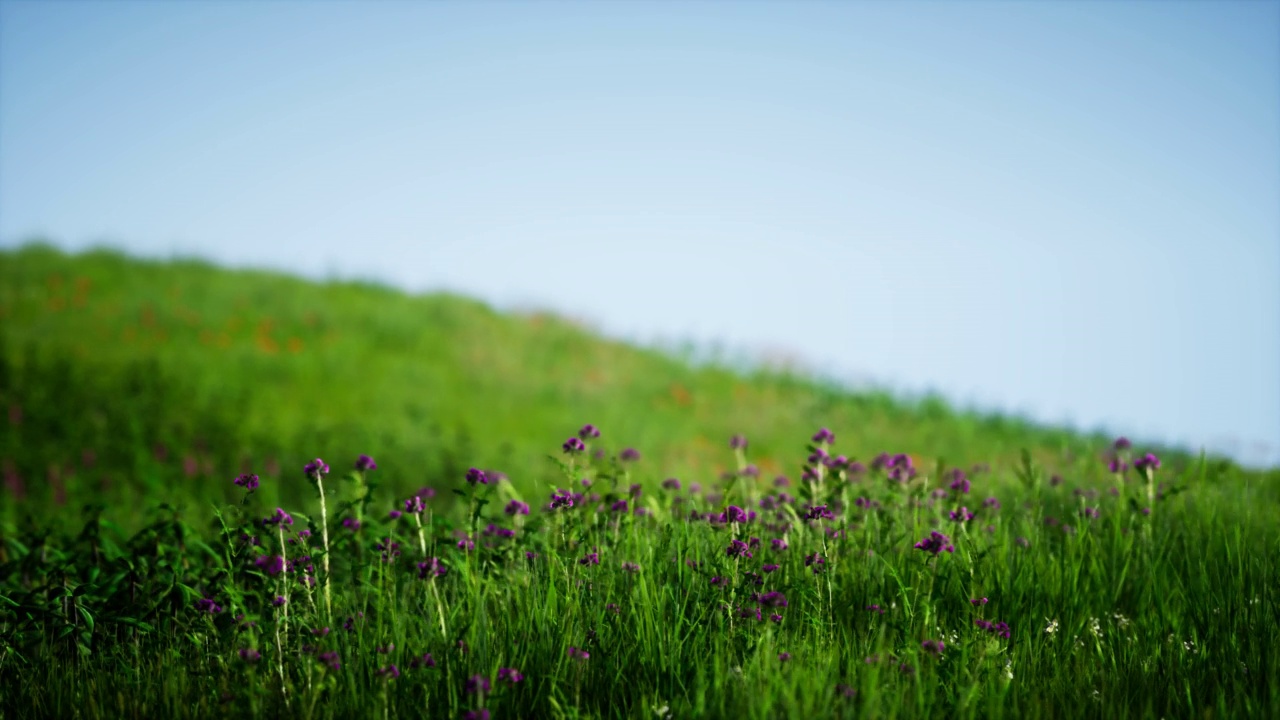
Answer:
[1045, 618, 1059, 634]
[1003, 658, 1014, 681]
[653, 705, 672, 719]
[1112, 613, 1131, 629]
[1088, 617, 1102, 638]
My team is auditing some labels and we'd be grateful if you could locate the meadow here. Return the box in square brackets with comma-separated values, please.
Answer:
[1, 244, 1277, 719]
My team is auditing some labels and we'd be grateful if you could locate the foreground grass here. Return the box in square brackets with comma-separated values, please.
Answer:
[2, 427, 1277, 719]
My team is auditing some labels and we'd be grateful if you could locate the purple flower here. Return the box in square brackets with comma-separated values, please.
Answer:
[726, 539, 753, 559]
[1084, 506, 1100, 519]
[619, 448, 641, 462]
[465, 467, 488, 485]
[1108, 458, 1129, 474]
[770, 538, 789, 551]
[762, 563, 780, 573]
[355, 454, 377, 472]
[742, 464, 760, 477]
[770, 613, 783, 624]
[254, 554, 285, 576]
[1015, 536, 1031, 548]
[194, 597, 223, 614]
[465, 674, 491, 694]
[729, 434, 748, 450]
[710, 576, 728, 588]
[621, 561, 641, 573]
[233, 473, 260, 492]
[922, 639, 945, 655]
[913, 531, 954, 556]
[562, 437, 586, 454]
[866, 604, 884, 614]
[303, 458, 330, 478]
[778, 651, 792, 662]
[272, 595, 287, 607]
[341, 517, 361, 531]
[983, 497, 1001, 510]
[579, 548, 600, 566]
[611, 499, 629, 513]
[804, 504, 834, 521]
[773, 476, 791, 488]
[812, 427, 835, 444]
[497, 667, 524, 684]
[567, 646, 590, 661]
[1134, 453, 1161, 473]
[319, 650, 341, 670]
[948, 469, 970, 494]
[549, 489, 574, 510]
[377, 665, 400, 679]
[404, 496, 425, 514]
[417, 558, 447, 579]
[504, 499, 530, 515]
[410, 653, 436, 669]
[262, 508, 294, 527]
[949, 507, 975, 522]
[578, 424, 601, 440]
[238, 648, 261, 663]
[970, 597, 989, 606]
[376, 538, 402, 561]
[463, 710, 491, 720]
[1114, 437, 1132, 450]
[388, 510, 402, 520]
[757, 591, 788, 608]
[312, 627, 331, 636]
[662, 477, 682, 490]
[804, 553, 824, 572]
[726, 505, 749, 523]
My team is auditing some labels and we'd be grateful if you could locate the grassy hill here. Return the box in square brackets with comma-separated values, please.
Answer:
[0, 242, 1256, 525]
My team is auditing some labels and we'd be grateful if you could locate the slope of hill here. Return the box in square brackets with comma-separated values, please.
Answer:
[0, 242, 1253, 525]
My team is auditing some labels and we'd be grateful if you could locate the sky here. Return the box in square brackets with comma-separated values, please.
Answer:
[2, 1, 1278, 466]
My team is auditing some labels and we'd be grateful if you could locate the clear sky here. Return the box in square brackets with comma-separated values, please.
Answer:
[2, 1, 1277, 466]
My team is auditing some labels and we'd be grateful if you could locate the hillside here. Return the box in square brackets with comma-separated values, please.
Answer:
[0, 242, 1249, 524]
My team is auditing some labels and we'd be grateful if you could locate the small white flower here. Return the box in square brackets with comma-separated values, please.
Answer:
[1111, 613, 1131, 629]
[1088, 617, 1102, 638]
[1045, 618, 1059, 634]
[1003, 658, 1014, 681]
[653, 704, 672, 719]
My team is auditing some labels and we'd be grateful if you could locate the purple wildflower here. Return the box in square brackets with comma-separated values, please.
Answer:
[465, 467, 488, 485]
[377, 665, 400, 679]
[239, 648, 261, 664]
[913, 531, 954, 555]
[262, 508, 294, 527]
[710, 576, 728, 588]
[233, 473, 260, 492]
[1134, 453, 1161, 473]
[1108, 458, 1129, 474]
[778, 651, 792, 662]
[355, 454, 377, 472]
[970, 597, 989, 606]
[404, 495, 425, 514]
[984, 497, 1001, 510]
[804, 504, 834, 521]
[661, 477, 681, 491]
[465, 674, 491, 694]
[463, 710, 491, 720]
[194, 597, 223, 614]
[730, 434, 748, 450]
[1114, 437, 1132, 450]
[762, 563, 779, 573]
[254, 554, 285, 576]
[562, 437, 586, 454]
[342, 517, 361, 532]
[611, 499, 629, 513]
[567, 646, 590, 661]
[388, 510, 402, 520]
[922, 639, 945, 655]
[619, 447, 641, 462]
[318, 650, 341, 670]
[866, 604, 884, 614]
[504, 499, 530, 516]
[272, 595, 287, 607]
[1084, 506, 1100, 519]
[771, 538, 789, 551]
[497, 667, 524, 684]
[949, 506, 975, 522]
[726, 505, 749, 523]
[621, 561, 641, 573]
[578, 424, 601, 440]
[757, 591, 788, 608]
[417, 558, 447, 579]
[726, 539, 753, 559]
[579, 548, 600, 566]
[549, 489, 574, 510]
[812, 427, 835, 444]
[410, 653, 436, 669]
[804, 553, 825, 572]
[948, 469, 970, 494]
[303, 458, 330, 478]
[770, 613, 783, 623]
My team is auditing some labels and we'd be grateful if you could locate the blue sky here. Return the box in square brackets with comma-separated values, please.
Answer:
[2, 1, 1277, 466]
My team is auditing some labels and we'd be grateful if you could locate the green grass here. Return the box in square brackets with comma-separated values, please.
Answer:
[1, 242, 1277, 718]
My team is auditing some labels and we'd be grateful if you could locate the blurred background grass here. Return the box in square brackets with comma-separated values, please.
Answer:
[6, 242, 1258, 532]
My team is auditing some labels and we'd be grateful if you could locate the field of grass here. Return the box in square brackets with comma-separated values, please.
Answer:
[1, 243, 1277, 718]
